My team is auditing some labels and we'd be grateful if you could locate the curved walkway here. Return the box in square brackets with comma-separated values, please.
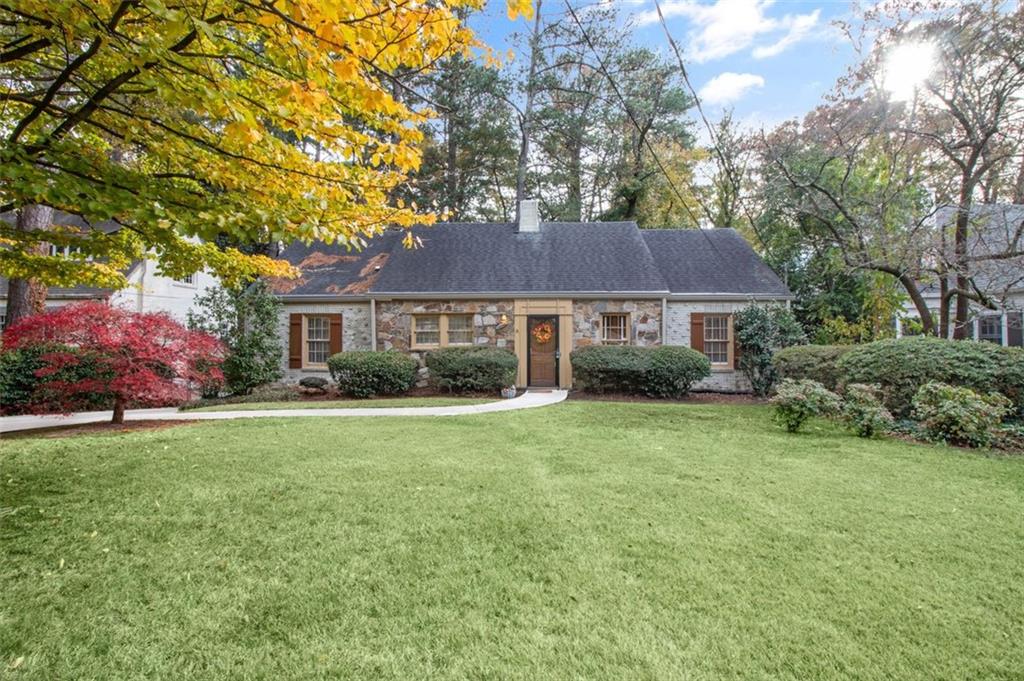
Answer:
[0, 390, 568, 434]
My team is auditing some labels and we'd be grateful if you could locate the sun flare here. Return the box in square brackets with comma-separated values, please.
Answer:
[882, 41, 937, 101]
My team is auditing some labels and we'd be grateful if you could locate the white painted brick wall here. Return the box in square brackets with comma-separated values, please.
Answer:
[665, 301, 752, 393]
[279, 302, 372, 382]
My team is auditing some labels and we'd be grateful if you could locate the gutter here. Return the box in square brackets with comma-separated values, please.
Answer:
[277, 292, 793, 303]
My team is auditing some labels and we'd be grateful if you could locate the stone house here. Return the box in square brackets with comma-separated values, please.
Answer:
[271, 201, 791, 391]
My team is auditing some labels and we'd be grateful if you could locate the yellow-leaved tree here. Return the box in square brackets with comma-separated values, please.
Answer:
[0, 0, 532, 324]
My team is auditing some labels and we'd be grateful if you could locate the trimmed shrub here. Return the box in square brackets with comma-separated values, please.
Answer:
[734, 304, 807, 397]
[841, 384, 893, 438]
[327, 351, 417, 398]
[911, 382, 1011, 448]
[773, 345, 854, 390]
[837, 337, 1024, 417]
[770, 379, 841, 433]
[571, 345, 710, 398]
[425, 347, 518, 393]
[647, 346, 713, 398]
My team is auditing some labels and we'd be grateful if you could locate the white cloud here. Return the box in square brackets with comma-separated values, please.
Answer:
[635, 0, 820, 63]
[698, 72, 765, 105]
[752, 9, 820, 58]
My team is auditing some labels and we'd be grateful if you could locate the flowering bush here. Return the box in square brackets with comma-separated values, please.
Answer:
[770, 379, 841, 433]
[2, 302, 224, 422]
[911, 382, 1011, 448]
[841, 384, 893, 438]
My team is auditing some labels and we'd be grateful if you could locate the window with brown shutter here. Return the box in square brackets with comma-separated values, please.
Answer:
[692, 312, 734, 367]
[690, 312, 704, 354]
[288, 314, 302, 368]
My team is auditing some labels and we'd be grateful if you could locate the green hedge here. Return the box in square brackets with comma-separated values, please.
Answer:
[425, 347, 517, 393]
[836, 337, 1024, 417]
[326, 351, 418, 398]
[773, 345, 854, 390]
[571, 345, 710, 399]
[0, 345, 113, 415]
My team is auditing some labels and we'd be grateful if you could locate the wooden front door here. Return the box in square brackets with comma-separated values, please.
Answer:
[527, 316, 559, 387]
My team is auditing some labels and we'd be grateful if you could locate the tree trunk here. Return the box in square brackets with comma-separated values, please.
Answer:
[898, 271, 935, 336]
[112, 396, 126, 424]
[952, 197, 972, 339]
[567, 138, 582, 221]
[4, 204, 54, 329]
[515, 0, 543, 216]
[938, 274, 950, 339]
[1013, 155, 1024, 204]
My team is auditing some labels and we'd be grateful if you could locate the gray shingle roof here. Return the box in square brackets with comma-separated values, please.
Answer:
[268, 230, 402, 296]
[273, 221, 790, 298]
[641, 228, 791, 296]
[372, 222, 669, 294]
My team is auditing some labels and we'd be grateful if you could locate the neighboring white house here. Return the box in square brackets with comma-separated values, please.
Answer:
[0, 210, 218, 326]
[895, 204, 1024, 347]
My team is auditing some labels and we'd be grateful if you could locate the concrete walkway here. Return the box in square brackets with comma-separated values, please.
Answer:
[0, 390, 569, 434]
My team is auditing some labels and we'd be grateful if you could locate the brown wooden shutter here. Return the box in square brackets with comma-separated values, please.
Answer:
[732, 315, 741, 369]
[690, 312, 704, 353]
[329, 314, 343, 356]
[289, 314, 302, 368]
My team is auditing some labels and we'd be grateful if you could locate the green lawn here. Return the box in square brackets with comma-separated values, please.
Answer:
[2, 403, 1022, 680]
[183, 396, 494, 412]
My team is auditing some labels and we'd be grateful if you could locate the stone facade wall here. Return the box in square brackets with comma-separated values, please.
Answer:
[572, 300, 662, 347]
[665, 300, 751, 392]
[278, 302, 372, 382]
[377, 300, 516, 383]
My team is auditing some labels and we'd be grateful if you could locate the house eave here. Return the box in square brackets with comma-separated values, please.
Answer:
[665, 292, 793, 301]
[277, 291, 672, 301]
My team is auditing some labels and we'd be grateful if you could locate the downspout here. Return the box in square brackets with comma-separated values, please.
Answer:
[661, 297, 667, 344]
[369, 297, 377, 351]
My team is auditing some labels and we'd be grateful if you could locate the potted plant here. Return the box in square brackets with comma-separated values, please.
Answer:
[501, 385, 517, 399]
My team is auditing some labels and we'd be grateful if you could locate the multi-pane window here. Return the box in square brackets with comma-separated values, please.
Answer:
[413, 315, 441, 347]
[601, 313, 628, 344]
[704, 314, 731, 365]
[978, 315, 1003, 344]
[305, 316, 331, 365]
[175, 273, 197, 286]
[447, 315, 474, 345]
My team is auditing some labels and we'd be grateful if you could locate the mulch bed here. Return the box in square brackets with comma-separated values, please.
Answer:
[4, 420, 194, 440]
[567, 391, 765, 405]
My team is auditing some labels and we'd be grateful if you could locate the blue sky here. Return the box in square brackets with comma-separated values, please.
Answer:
[470, 0, 859, 135]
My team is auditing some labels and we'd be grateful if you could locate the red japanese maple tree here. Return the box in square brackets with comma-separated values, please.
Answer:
[2, 301, 224, 423]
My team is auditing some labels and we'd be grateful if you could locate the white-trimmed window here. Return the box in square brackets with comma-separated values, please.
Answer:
[978, 315, 1003, 344]
[175, 273, 198, 286]
[704, 314, 732, 365]
[48, 244, 87, 259]
[412, 315, 441, 348]
[412, 314, 478, 348]
[447, 314, 474, 345]
[601, 313, 629, 344]
[304, 315, 331, 366]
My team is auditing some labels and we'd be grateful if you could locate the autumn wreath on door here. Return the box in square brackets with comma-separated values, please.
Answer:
[531, 321, 554, 344]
